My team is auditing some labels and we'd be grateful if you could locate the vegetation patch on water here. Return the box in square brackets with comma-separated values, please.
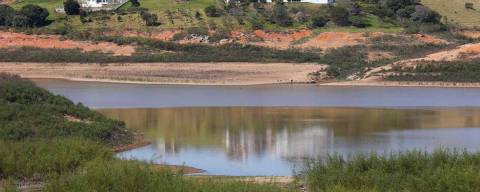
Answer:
[303, 150, 480, 192]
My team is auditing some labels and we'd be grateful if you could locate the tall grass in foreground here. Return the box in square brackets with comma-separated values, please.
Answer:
[303, 150, 480, 192]
[45, 160, 292, 192]
[0, 138, 112, 180]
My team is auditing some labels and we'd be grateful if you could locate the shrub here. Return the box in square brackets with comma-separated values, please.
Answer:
[271, 0, 293, 27]
[204, 5, 221, 17]
[310, 14, 328, 28]
[17, 4, 49, 27]
[64, 0, 81, 15]
[465, 2, 474, 9]
[130, 0, 140, 7]
[349, 15, 369, 28]
[0, 5, 15, 26]
[140, 11, 160, 26]
[329, 6, 350, 26]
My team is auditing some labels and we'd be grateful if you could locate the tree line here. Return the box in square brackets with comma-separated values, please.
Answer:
[0, 4, 49, 27]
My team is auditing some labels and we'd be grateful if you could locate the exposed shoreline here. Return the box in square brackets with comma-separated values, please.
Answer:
[2, 62, 480, 88]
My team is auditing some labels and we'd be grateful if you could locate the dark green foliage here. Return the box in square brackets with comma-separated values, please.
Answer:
[386, 59, 480, 82]
[130, 0, 140, 7]
[271, 0, 293, 27]
[349, 15, 369, 28]
[410, 5, 441, 23]
[0, 5, 15, 26]
[204, 5, 221, 17]
[304, 150, 480, 192]
[140, 11, 160, 26]
[321, 45, 368, 78]
[329, 6, 350, 26]
[0, 138, 113, 179]
[310, 14, 328, 28]
[17, 4, 49, 27]
[64, 0, 81, 15]
[0, 73, 132, 145]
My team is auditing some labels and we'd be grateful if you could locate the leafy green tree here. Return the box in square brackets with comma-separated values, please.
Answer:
[271, 0, 293, 27]
[17, 4, 49, 27]
[130, 0, 140, 7]
[64, 0, 81, 15]
[0, 5, 15, 26]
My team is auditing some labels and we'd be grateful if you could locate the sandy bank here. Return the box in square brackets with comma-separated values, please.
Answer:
[321, 80, 480, 88]
[0, 62, 325, 85]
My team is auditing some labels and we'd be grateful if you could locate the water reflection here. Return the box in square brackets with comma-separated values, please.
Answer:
[100, 107, 480, 176]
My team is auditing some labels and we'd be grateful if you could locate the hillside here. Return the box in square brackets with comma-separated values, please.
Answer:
[422, 0, 480, 28]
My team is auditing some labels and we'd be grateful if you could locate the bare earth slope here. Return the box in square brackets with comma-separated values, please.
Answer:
[0, 62, 325, 85]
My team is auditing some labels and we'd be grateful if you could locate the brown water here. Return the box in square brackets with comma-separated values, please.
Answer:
[33, 79, 480, 176]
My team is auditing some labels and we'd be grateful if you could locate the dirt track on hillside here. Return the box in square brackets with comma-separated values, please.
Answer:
[0, 62, 326, 85]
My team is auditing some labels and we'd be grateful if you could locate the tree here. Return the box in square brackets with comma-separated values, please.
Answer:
[0, 5, 15, 26]
[130, 0, 140, 7]
[310, 14, 328, 28]
[329, 6, 350, 26]
[271, 0, 293, 27]
[64, 0, 81, 15]
[204, 5, 220, 17]
[410, 5, 440, 23]
[17, 4, 49, 27]
[140, 11, 159, 26]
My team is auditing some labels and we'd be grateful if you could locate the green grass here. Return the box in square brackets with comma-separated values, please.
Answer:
[422, 0, 480, 28]
[0, 138, 113, 179]
[45, 159, 293, 192]
[303, 150, 480, 192]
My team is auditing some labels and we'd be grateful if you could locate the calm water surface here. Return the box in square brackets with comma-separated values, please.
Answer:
[34, 79, 480, 176]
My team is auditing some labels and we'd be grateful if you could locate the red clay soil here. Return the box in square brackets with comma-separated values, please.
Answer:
[456, 31, 480, 39]
[414, 34, 448, 45]
[250, 29, 312, 49]
[299, 32, 375, 50]
[0, 32, 135, 56]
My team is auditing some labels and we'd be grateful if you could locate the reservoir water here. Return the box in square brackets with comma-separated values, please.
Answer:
[34, 79, 480, 176]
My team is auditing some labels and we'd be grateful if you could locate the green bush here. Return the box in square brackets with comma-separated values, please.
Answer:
[204, 5, 221, 17]
[16, 4, 49, 27]
[0, 73, 133, 145]
[310, 14, 328, 28]
[64, 0, 81, 15]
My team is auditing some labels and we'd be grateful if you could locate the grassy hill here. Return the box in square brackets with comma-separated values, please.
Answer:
[422, 0, 480, 28]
